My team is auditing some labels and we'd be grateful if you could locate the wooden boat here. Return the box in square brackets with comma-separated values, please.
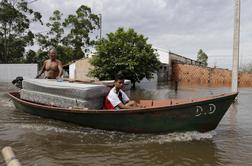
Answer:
[8, 92, 238, 133]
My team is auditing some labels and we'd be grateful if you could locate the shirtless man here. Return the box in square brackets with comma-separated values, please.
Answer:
[36, 48, 63, 79]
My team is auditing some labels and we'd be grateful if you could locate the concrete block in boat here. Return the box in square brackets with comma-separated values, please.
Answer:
[22, 79, 109, 100]
[20, 89, 104, 109]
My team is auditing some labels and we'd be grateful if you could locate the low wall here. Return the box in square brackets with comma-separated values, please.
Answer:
[0, 64, 37, 82]
[168, 52, 206, 81]
[239, 72, 252, 87]
[173, 63, 252, 87]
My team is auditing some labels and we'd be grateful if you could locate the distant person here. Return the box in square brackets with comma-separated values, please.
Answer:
[36, 48, 63, 79]
[103, 73, 138, 110]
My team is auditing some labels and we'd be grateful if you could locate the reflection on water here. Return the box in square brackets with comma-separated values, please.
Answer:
[0, 82, 252, 165]
[226, 103, 238, 131]
[130, 81, 233, 101]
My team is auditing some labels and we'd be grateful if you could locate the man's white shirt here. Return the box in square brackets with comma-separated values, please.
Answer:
[107, 87, 129, 107]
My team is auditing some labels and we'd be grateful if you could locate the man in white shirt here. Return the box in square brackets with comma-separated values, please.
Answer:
[103, 73, 136, 110]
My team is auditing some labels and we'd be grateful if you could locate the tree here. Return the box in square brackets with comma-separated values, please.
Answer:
[197, 49, 208, 66]
[240, 63, 252, 72]
[36, 10, 72, 65]
[36, 10, 64, 50]
[36, 49, 48, 68]
[63, 5, 100, 60]
[89, 27, 161, 89]
[0, 0, 42, 63]
[36, 5, 100, 64]
[23, 49, 36, 63]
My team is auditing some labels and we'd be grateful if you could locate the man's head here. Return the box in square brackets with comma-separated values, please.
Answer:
[48, 48, 57, 60]
[114, 72, 125, 90]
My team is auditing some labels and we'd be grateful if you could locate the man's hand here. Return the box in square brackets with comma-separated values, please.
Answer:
[56, 76, 63, 82]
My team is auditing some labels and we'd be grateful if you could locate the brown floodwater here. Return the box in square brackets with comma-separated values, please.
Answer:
[0, 81, 252, 166]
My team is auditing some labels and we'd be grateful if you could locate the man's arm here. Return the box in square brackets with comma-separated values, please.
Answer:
[117, 102, 133, 109]
[117, 100, 137, 109]
[36, 61, 46, 78]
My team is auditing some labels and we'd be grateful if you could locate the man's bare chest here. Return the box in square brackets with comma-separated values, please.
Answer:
[45, 61, 58, 71]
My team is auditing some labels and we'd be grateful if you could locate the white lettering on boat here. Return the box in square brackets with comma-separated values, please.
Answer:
[208, 104, 216, 114]
[195, 104, 216, 117]
[195, 106, 203, 116]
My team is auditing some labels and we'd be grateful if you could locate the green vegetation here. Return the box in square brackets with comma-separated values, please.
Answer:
[240, 63, 252, 72]
[35, 5, 100, 65]
[197, 49, 208, 66]
[89, 28, 161, 88]
[1, 1, 160, 86]
[0, 1, 99, 65]
[0, 0, 42, 63]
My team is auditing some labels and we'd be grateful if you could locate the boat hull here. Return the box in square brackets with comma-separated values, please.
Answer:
[9, 92, 238, 133]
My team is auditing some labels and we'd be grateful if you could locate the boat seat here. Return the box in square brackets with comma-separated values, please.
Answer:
[138, 99, 173, 107]
[138, 100, 153, 107]
[138, 98, 197, 108]
[153, 99, 172, 107]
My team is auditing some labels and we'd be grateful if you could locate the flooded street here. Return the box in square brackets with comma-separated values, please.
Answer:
[0, 81, 252, 166]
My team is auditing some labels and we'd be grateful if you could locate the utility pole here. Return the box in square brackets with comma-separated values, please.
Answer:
[232, 0, 240, 93]
[99, 14, 102, 39]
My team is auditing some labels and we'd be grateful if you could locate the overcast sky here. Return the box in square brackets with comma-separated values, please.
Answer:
[29, 0, 252, 69]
